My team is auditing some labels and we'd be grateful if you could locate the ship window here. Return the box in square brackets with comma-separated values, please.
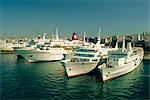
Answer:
[92, 59, 98, 61]
[40, 48, 44, 50]
[79, 54, 94, 57]
[76, 49, 96, 53]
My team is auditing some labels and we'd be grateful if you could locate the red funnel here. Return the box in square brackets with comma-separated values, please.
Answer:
[72, 33, 78, 40]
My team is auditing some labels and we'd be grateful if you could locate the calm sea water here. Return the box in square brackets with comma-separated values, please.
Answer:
[0, 54, 149, 100]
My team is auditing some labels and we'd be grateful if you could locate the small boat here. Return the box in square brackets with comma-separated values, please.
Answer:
[98, 37, 144, 81]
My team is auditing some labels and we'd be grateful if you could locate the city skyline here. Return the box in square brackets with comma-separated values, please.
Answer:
[1, 0, 150, 38]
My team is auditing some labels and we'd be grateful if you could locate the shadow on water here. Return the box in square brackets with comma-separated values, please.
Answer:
[87, 59, 106, 81]
[16, 56, 27, 63]
[16, 55, 24, 59]
[88, 67, 103, 81]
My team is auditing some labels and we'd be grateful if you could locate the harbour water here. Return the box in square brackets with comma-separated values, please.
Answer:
[1, 54, 149, 99]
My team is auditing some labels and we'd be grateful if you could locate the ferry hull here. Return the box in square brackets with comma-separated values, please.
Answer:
[14, 47, 35, 58]
[19, 50, 64, 62]
[101, 51, 143, 81]
[61, 61, 99, 77]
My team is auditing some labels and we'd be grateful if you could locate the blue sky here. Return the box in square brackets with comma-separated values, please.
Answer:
[1, 0, 150, 38]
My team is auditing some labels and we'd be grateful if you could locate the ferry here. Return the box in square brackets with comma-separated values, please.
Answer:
[61, 45, 101, 77]
[98, 37, 144, 81]
[19, 44, 65, 62]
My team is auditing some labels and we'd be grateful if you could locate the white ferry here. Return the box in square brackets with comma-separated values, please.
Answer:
[19, 44, 65, 62]
[98, 37, 144, 81]
[61, 45, 101, 77]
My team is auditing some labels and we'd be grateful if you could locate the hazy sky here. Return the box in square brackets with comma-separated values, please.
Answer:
[1, 0, 150, 38]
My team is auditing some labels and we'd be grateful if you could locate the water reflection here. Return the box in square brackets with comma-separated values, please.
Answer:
[1, 54, 149, 99]
[15, 60, 65, 99]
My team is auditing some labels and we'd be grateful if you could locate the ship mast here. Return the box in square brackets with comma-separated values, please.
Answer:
[115, 36, 118, 49]
[55, 27, 59, 40]
[122, 36, 125, 51]
[95, 27, 101, 48]
[97, 27, 101, 41]
[43, 32, 46, 40]
[83, 32, 86, 45]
